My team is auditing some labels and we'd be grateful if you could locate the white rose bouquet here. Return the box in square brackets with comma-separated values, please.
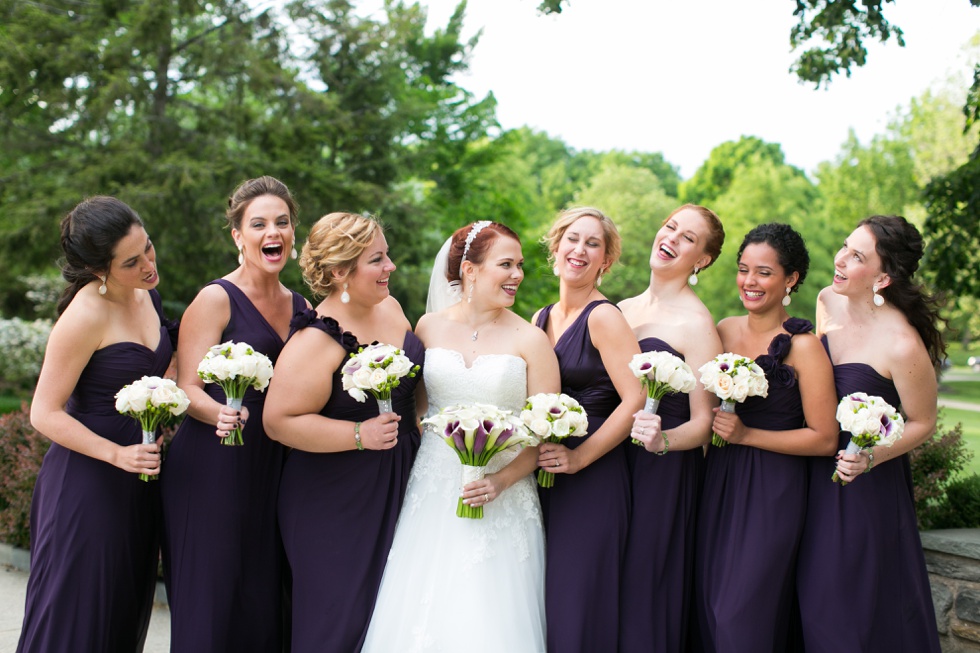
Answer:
[520, 393, 589, 488]
[197, 340, 274, 446]
[341, 342, 420, 415]
[628, 351, 696, 446]
[698, 353, 769, 447]
[115, 376, 190, 481]
[424, 403, 535, 519]
[832, 392, 904, 485]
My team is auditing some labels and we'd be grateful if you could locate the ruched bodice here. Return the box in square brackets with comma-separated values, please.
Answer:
[736, 317, 811, 431]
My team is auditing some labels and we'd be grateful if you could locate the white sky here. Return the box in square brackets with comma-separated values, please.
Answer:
[386, 0, 979, 179]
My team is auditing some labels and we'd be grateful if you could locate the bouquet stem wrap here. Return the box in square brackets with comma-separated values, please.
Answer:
[631, 396, 661, 446]
[712, 400, 736, 447]
[458, 464, 485, 519]
[831, 440, 864, 486]
[376, 394, 393, 415]
[140, 430, 157, 482]
[222, 396, 244, 446]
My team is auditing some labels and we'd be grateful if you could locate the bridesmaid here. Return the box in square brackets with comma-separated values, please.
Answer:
[19, 197, 173, 652]
[533, 206, 646, 653]
[796, 215, 943, 652]
[263, 212, 423, 652]
[161, 176, 307, 651]
[692, 223, 838, 653]
[617, 204, 725, 653]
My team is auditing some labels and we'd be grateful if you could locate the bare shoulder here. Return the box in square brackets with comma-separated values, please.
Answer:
[617, 294, 640, 313]
[379, 295, 411, 331]
[588, 300, 631, 330]
[504, 311, 552, 350]
[787, 331, 828, 361]
[55, 288, 108, 349]
[716, 315, 741, 341]
[186, 283, 232, 315]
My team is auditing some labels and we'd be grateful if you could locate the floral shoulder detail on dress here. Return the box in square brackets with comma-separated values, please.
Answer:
[288, 308, 359, 352]
[755, 317, 813, 389]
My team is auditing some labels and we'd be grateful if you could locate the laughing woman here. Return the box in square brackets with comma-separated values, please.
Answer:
[796, 215, 942, 653]
[161, 176, 308, 652]
[533, 207, 646, 653]
[692, 223, 838, 653]
[617, 204, 725, 653]
[19, 197, 174, 652]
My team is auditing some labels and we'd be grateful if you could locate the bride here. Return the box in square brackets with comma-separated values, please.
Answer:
[361, 221, 559, 652]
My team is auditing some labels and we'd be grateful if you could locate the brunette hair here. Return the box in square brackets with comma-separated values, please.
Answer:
[300, 212, 382, 298]
[662, 204, 725, 268]
[446, 222, 522, 283]
[543, 206, 622, 273]
[225, 176, 298, 231]
[860, 215, 946, 368]
[57, 196, 144, 315]
[737, 223, 810, 295]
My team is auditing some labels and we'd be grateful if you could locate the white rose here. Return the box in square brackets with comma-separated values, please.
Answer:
[713, 374, 734, 400]
[368, 368, 389, 392]
[124, 383, 152, 413]
[551, 417, 570, 438]
[730, 378, 749, 402]
[150, 382, 179, 408]
[230, 341, 253, 359]
[529, 418, 552, 437]
[253, 357, 274, 390]
[352, 367, 374, 390]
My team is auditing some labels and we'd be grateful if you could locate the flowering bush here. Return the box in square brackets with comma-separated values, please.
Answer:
[0, 404, 50, 549]
[0, 316, 52, 395]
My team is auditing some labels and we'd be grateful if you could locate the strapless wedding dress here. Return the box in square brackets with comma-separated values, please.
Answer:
[361, 347, 546, 652]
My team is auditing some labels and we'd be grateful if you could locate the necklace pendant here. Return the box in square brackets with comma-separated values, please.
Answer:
[471, 330, 479, 341]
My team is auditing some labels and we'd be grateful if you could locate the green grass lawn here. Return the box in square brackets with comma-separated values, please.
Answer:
[938, 404, 980, 478]
[939, 380, 980, 404]
[0, 395, 26, 415]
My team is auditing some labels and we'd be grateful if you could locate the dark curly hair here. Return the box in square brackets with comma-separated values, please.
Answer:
[736, 223, 809, 295]
[57, 196, 144, 315]
[859, 215, 946, 368]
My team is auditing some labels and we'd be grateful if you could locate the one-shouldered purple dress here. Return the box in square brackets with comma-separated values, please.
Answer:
[620, 337, 705, 653]
[278, 309, 423, 653]
[161, 279, 306, 652]
[693, 318, 812, 653]
[18, 290, 176, 653]
[795, 336, 940, 653]
[535, 300, 630, 653]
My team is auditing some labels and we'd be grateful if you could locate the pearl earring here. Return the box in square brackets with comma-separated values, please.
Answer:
[782, 287, 792, 307]
[237, 247, 244, 266]
[595, 272, 603, 288]
[341, 283, 350, 304]
[688, 266, 700, 286]
[552, 265, 559, 277]
[98, 276, 107, 296]
[290, 244, 298, 260]
[873, 283, 885, 307]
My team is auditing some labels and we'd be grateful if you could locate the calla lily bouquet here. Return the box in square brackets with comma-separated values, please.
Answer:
[698, 353, 769, 447]
[341, 342, 419, 415]
[197, 340, 274, 446]
[424, 403, 535, 519]
[628, 351, 696, 446]
[520, 393, 589, 488]
[832, 392, 904, 485]
[115, 376, 190, 481]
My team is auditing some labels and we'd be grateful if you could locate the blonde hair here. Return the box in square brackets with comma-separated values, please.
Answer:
[300, 212, 382, 298]
[543, 206, 622, 272]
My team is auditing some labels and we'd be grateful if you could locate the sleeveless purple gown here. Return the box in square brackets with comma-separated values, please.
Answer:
[535, 300, 630, 653]
[620, 337, 705, 653]
[161, 279, 306, 652]
[18, 290, 176, 653]
[278, 309, 423, 653]
[693, 318, 812, 653]
[795, 337, 940, 653]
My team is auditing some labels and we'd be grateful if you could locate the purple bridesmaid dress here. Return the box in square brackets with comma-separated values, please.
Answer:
[161, 279, 306, 652]
[619, 337, 705, 653]
[277, 310, 423, 653]
[795, 336, 940, 653]
[17, 290, 176, 653]
[535, 300, 630, 653]
[692, 318, 812, 653]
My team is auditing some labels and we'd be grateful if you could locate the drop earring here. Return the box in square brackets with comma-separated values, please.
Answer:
[595, 272, 603, 288]
[98, 276, 107, 296]
[340, 283, 350, 304]
[782, 287, 792, 307]
[873, 283, 885, 307]
[467, 282, 474, 304]
[290, 240, 298, 260]
[688, 266, 700, 286]
[552, 264, 559, 277]
[237, 246, 244, 266]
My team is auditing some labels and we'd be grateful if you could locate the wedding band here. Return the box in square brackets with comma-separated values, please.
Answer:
[554, 460, 559, 468]
[484, 493, 489, 502]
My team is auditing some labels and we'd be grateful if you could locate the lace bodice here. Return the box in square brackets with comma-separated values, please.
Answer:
[423, 348, 528, 415]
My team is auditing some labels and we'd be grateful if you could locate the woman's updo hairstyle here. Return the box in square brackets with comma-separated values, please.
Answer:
[860, 215, 946, 368]
[226, 176, 298, 231]
[542, 206, 622, 273]
[663, 204, 726, 269]
[737, 223, 810, 296]
[300, 212, 382, 298]
[57, 196, 144, 315]
[446, 222, 521, 283]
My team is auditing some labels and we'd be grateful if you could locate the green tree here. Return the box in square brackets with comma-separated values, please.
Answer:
[679, 136, 791, 206]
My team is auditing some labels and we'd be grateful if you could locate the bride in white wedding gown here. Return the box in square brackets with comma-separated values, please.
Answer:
[361, 222, 559, 653]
